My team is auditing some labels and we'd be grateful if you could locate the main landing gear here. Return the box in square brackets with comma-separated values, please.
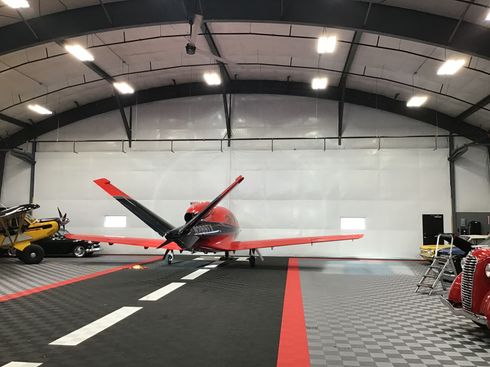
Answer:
[220, 251, 230, 261]
[248, 249, 256, 267]
[164, 250, 174, 265]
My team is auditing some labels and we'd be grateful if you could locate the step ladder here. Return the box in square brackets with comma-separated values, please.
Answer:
[415, 234, 458, 295]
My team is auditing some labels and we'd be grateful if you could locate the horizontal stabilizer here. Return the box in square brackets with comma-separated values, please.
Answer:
[94, 178, 174, 237]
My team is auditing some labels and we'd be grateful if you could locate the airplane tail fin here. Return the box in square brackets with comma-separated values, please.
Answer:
[94, 178, 174, 237]
[178, 175, 244, 235]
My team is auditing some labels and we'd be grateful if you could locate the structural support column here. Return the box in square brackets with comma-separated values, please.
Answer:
[0, 151, 6, 201]
[337, 31, 362, 145]
[29, 141, 37, 204]
[448, 135, 457, 233]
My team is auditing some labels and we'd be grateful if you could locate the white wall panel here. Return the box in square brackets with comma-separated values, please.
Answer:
[1, 153, 31, 206]
[455, 142, 490, 212]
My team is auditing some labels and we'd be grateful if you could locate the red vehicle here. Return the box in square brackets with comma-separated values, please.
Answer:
[442, 247, 490, 328]
[67, 176, 363, 267]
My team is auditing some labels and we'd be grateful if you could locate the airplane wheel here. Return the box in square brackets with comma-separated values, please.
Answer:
[73, 245, 86, 258]
[249, 256, 256, 267]
[167, 253, 174, 265]
[17, 244, 44, 264]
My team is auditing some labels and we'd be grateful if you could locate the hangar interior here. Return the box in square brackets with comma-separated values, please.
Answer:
[0, 0, 489, 366]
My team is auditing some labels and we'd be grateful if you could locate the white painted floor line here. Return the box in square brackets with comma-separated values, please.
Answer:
[139, 282, 186, 301]
[235, 257, 249, 262]
[193, 256, 220, 260]
[204, 260, 225, 269]
[2, 363, 43, 367]
[181, 269, 210, 280]
[49, 306, 142, 346]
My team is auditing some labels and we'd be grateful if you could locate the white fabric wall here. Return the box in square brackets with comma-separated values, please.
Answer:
[29, 149, 451, 259]
[1, 94, 463, 259]
[1, 152, 30, 206]
[454, 141, 490, 212]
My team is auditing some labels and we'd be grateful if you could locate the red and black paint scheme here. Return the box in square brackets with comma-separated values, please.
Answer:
[67, 176, 363, 266]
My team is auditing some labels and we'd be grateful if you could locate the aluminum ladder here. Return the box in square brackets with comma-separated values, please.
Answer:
[415, 234, 457, 295]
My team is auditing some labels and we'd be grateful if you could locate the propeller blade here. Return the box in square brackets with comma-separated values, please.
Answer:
[189, 14, 203, 45]
[57, 207, 62, 218]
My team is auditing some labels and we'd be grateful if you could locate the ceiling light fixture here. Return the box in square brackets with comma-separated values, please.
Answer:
[64, 44, 94, 62]
[28, 104, 53, 115]
[113, 81, 134, 94]
[406, 95, 428, 108]
[437, 59, 465, 75]
[2, 0, 29, 8]
[203, 72, 221, 86]
[317, 35, 337, 54]
[486, 10, 490, 21]
[311, 77, 328, 90]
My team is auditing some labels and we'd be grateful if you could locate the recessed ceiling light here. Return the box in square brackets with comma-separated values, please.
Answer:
[317, 35, 337, 54]
[203, 72, 221, 86]
[406, 95, 428, 108]
[113, 81, 134, 94]
[486, 10, 490, 21]
[2, 0, 29, 8]
[64, 44, 94, 62]
[28, 104, 53, 115]
[311, 77, 328, 90]
[437, 59, 465, 75]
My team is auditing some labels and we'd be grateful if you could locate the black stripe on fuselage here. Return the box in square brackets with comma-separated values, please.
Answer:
[190, 222, 238, 237]
[114, 196, 174, 236]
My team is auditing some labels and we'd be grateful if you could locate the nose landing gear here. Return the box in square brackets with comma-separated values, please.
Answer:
[163, 249, 174, 265]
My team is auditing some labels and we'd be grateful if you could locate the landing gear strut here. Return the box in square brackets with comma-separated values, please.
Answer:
[248, 249, 256, 267]
[220, 250, 230, 261]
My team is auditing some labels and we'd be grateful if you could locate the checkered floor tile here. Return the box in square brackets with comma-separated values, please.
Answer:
[299, 259, 490, 367]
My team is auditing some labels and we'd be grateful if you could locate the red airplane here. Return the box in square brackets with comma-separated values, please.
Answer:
[66, 176, 363, 266]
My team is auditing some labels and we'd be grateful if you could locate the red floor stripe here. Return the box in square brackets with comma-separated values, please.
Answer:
[0, 256, 162, 303]
[277, 258, 310, 367]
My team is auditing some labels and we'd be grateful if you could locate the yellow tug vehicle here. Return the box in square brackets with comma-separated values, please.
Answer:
[0, 204, 66, 264]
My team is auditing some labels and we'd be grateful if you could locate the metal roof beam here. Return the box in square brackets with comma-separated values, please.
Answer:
[1, 80, 488, 150]
[0, 113, 31, 129]
[456, 93, 490, 121]
[201, 21, 232, 141]
[10, 148, 35, 165]
[338, 31, 362, 145]
[56, 40, 132, 143]
[201, 22, 231, 84]
[0, 0, 489, 60]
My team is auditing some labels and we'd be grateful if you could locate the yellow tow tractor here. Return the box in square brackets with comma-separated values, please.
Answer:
[0, 204, 68, 264]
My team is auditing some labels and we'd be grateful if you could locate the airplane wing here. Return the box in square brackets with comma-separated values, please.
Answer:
[228, 234, 363, 251]
[65, 234, 182, 250]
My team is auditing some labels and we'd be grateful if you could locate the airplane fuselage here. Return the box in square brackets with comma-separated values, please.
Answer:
[165, 202, 240, 253]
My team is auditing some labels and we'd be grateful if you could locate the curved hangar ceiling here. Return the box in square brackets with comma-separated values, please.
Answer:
[0, 0, 489, 149]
